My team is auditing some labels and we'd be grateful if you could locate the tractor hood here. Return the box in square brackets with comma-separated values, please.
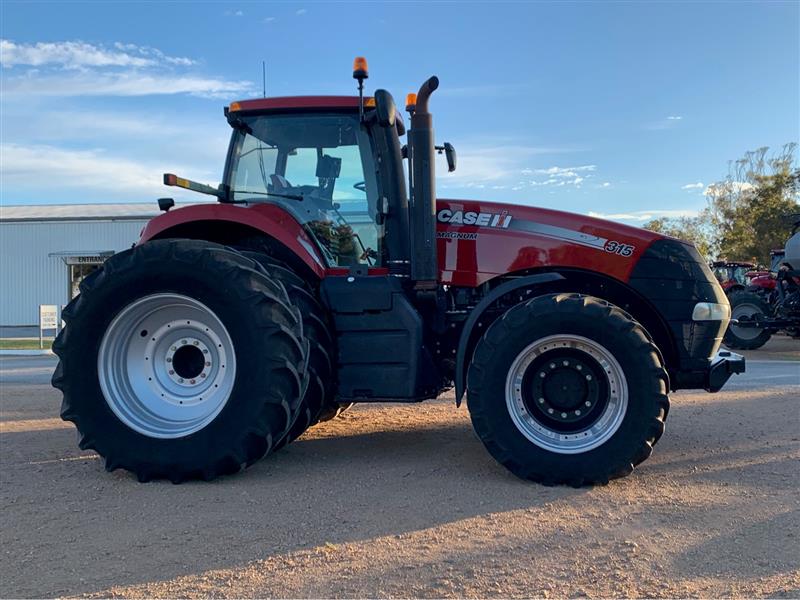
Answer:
[435, 199, 666, 287]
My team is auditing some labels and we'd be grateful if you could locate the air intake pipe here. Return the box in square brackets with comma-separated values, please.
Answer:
[408, 76, 439, 289]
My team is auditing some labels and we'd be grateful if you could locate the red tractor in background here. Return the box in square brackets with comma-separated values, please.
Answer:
[724, 240, 800, 349]
[52, 59, 744, 486]
[710, 261, 763, 295]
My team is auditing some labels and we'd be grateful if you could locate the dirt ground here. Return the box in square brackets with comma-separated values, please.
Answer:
[1, 337, 798, 598]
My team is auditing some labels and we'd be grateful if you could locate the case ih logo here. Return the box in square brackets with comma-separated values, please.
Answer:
[437, 209, 512, 228]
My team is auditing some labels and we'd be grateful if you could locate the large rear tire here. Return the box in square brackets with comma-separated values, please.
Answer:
[52, 239, 306, 482]
[724, 291, 772, 350]
[237, 252, 346, 444]
[467, 293, 669, 486]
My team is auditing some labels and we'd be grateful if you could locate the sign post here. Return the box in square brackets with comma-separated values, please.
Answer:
[39, 305, 58, 349]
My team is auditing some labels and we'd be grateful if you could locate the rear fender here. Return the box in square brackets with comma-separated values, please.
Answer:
[139, 203, 326, 279]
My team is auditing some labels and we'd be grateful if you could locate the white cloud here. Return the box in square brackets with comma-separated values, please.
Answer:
[439, 144, 599, 193]
[600, 182, 611, 188]
[1, 39, 250, 99]
[682, 182, 704, 190]
[704, 181, 755, 197]
[531, 165, 596, 177]
[439, 145, 577, 187]
[113, 42, 196, 67]
[3, 143, 174, 194]
[588, 209, 698, 222]
[263, 16, 276, 22]
[3, 71, 252, 98]
[0, 39, 193, 69]
[645, 116, 684, 131]
[224, 9, 243, 16]
[296, 8, 307, 15]
[1, 142, 222, 201]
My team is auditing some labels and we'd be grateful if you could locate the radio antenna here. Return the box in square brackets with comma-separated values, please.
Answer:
[262, 61, 266, 97]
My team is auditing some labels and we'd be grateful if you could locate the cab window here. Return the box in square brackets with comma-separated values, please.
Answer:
[227, 113, 381, 266]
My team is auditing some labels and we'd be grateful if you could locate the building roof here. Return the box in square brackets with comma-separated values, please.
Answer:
[0, 202, 199, 222]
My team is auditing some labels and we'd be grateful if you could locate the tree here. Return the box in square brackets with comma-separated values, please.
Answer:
[644, 144, 799, 264]
[705, 143, 799, 264]
[644, 215, 713, 258]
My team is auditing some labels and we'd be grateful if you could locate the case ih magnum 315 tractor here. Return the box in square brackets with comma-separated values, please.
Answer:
[52, 60, 745, 485]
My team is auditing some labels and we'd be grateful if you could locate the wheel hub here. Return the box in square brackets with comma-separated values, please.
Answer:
[165, 335, 211, 386]
[98, 294, 237, 438]
[730, 303, 765, 340]
[529, 356, 601, 423]
[506, 334, 628, 454]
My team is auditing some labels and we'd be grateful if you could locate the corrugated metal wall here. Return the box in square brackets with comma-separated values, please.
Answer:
[0, 219, 148, 325]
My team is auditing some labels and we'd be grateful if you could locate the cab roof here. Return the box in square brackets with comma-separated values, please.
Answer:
[227, 95, 405, 132]
[229, 96, 363, 113]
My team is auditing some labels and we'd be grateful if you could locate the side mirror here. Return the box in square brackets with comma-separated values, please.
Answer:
[444, 142, 457, 172]
[374, 89, 396, 128]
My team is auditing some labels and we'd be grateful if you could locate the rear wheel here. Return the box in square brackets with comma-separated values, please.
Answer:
[467, 293, 669, 486]
[237, 251, 345, 443]
[724, 291, 772, 350]
[52, 239, 306, 482]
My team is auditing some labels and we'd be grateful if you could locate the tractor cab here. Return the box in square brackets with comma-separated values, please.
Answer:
[223, 106, 385, 266]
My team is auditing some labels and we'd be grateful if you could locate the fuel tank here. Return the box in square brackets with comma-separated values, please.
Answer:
[435, 199, 665, 287]
[784, 229, 800, 269]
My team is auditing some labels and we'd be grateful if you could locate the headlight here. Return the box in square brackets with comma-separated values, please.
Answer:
[692, 302, 731, 321]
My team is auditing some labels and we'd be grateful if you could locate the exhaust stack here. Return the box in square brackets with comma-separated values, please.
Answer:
[408, 76, 440, 289]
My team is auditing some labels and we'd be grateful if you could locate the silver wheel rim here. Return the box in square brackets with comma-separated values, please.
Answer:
[98, 293, 237, 439]
[730, 303, 764, 340]
[505, 334, 628, 454]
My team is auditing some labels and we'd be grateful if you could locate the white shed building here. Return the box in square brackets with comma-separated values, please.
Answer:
[0, 204, 169, 326]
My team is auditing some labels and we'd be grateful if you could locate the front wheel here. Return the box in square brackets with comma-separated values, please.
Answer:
[467, 293, 669, 486]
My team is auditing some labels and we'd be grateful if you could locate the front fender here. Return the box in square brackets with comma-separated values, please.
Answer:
[454, 272, 565, 406]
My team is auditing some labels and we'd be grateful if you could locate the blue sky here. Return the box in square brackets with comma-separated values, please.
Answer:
[1, 1, 798, 224]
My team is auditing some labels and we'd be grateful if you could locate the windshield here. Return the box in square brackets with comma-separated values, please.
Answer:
[713, 265, 751, 285]
[226, 113, 381, 266]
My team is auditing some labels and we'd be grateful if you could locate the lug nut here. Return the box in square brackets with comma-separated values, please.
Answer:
[166, 358, 172, 363]
[181, 340, 187, 345]
[550, 363, 556, 369]
[203, 349, 208, 354]
[179, 378, 184, 383]
[539, 372, 546, 378]
[561, 412, 567, 418]
[169, 370, 175, 375]
[576, 365, 582, 371]
[171, 346, 177, 351]
[190, 379, 196, 384]
[585, 401, 591, 407]
[200, 373, 206, 378]
[538, 398, 545, 404]
[575, 410, 582, 416]
[563, 360, 569, 366]
[586, 375, 592, 381]
[547, 408, 554, 414]
[205, 361, 211, 367]
[193, 341, 199, 346]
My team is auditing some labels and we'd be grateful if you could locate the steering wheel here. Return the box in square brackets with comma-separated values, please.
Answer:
[353, 181, 366, 192]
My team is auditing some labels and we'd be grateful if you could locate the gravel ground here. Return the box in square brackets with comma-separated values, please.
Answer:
[0, 338, 798, 598]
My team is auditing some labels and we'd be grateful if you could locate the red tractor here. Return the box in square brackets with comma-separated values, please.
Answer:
[710, 261, 760, 294]
[52, 60, 744, 485]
